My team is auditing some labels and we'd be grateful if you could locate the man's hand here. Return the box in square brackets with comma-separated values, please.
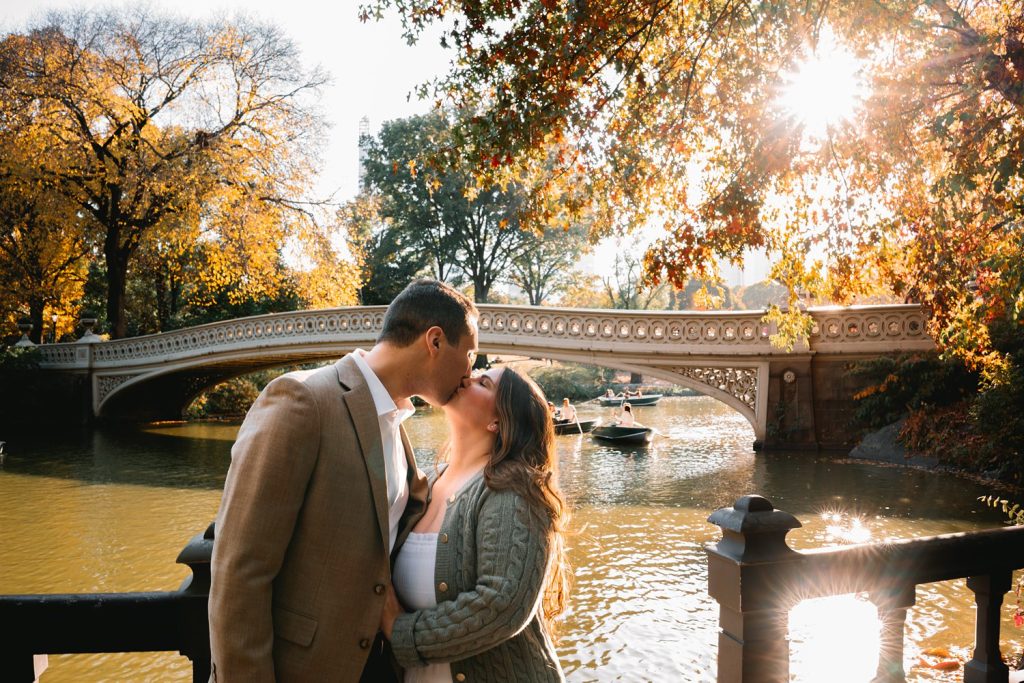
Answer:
[380, 582, 405, 640]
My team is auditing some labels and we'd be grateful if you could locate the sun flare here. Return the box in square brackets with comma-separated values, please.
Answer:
[778, 26, 866, 138]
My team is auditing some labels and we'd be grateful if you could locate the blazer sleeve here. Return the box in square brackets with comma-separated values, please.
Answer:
[390, 489, 550, 667]
[208, 375, 322, 682]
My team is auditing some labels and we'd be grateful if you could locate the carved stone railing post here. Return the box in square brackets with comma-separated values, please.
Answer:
[870, 586, 916, 682]
[175, 522, 214, 683]
[706, 495, 803, 683]
[964, 571, 1012, 683]
[14, 321, 34, 347]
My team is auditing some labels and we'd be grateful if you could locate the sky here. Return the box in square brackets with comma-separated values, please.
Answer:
[0, 0, 768, 287]
[0, 0, 450, 202]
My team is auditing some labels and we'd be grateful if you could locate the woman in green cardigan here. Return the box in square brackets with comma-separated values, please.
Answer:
[381, 366, 571, 682]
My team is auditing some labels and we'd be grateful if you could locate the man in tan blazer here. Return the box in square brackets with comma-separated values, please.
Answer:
[209, 280, 479, 682]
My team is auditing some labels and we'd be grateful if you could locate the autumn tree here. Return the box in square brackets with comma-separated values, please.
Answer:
[361, 111, 529, 303]
[0, 166, 90, 343]
[342, 192, 429, 305]
[509, 224, 591, 305]
[601, 237, 669, 311]
[371, 0, 1024, 376]
[0, 7, 340, 338]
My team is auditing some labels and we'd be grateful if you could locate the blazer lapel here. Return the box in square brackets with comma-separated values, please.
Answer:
[336, 356, 390, 555]
[394, 425, 428, 553]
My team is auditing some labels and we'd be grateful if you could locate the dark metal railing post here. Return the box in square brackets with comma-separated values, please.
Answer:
[706, 495, 803, 683]
[964, 571, 1012, 683]
[176, 522, 215, 683]
[870, 586, 915, 683]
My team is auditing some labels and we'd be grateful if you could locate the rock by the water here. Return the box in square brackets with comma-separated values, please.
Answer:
[849, 419, 939, 468]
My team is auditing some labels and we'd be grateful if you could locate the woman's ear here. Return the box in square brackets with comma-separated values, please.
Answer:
[486, 420, 499, 433]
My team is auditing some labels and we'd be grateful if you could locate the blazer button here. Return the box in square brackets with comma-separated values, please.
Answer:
[374, 583, 385, 595]
[440, 533, 449, 543]
[438, 581, 448, 592]
[359, 638, 370, 649]
[455, 674, 466, 681]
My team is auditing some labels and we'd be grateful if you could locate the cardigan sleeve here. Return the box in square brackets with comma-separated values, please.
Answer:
[390, 488, 550, 668]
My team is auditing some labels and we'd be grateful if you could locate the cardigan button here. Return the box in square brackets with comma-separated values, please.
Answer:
[440, 533, 449, 543]
[455, 674, 466, 681]
[438, 581, 448, 592]
[359, 638, 370, 649]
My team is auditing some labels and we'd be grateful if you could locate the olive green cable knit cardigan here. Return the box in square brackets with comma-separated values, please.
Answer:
[390, 470, 565, 682]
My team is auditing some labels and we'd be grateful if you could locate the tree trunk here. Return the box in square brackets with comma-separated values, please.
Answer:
[105, 241, 130, 339]
[155, 268, 170, 332]
[629, 371, 643, 385]
[28, 298, 45, 344]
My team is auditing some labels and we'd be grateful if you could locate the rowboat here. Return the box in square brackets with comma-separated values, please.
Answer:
[591, 424, 654, 445]
[597, 393, 663, 407]
[552, 418, 600, 435]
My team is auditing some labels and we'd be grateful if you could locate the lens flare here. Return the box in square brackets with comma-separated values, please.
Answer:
[778, 25, 866, 139]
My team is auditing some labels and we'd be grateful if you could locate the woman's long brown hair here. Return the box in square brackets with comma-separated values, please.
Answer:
[486, 367, 571, 627]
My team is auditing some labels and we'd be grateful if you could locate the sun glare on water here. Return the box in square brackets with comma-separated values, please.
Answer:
[778, 26, 866, 139]
[788, 509, 881, 682]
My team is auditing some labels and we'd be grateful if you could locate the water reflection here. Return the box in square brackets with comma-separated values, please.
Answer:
[1, 396, 1020, 681]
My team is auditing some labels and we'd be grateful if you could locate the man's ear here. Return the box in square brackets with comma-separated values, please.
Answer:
[424, 326, 445, 357]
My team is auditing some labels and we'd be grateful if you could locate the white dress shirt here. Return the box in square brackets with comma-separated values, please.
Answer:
[351, 350, 415, 553]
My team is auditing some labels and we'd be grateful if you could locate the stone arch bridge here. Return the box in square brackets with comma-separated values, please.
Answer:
[35, 304, 933, 450]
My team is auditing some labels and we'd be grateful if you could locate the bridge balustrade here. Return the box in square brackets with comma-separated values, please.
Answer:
[0, 523, 214, 683]
[707, 495, 1024, 682]
[5, 493, 1017, 682]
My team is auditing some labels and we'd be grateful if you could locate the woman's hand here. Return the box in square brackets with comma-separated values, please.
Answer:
[379, 582, 405, 640]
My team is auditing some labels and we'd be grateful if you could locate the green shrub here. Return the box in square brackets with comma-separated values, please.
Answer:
[849, 353, 978, 430]
[528, 363, 612, 403]
[202, 377, 262, 417]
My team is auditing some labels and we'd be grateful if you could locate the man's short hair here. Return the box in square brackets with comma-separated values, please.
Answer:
[378, 279, 478, 347]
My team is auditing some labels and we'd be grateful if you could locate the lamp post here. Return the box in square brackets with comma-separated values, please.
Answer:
[50, 313, 58, 344]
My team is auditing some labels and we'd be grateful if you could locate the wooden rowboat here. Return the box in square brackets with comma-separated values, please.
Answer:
[597, 393, 663, 407]
[591, 425, 654, 445]
[552, 418, 600, 435]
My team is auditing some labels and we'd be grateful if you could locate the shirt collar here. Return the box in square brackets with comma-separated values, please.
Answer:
[351, 349, 414, 421]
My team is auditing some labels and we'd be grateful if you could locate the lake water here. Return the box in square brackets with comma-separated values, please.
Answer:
[1, 396, 1020, 681]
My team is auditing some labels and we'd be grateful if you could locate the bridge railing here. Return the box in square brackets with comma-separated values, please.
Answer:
[8, 494, 1014, 682]
[707, 495, 1024, 682]
[0, 523, 214, 683]
[30, 303, 934, 370]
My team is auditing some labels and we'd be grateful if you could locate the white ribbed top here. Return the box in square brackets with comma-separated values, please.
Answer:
[393, 532, 451, 682]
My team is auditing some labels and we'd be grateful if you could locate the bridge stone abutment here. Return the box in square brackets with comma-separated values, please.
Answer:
[28, 305, 933, 451]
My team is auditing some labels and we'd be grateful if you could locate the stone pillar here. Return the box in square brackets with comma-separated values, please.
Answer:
[764, 357, 817, 450]
[706, 495, 803, 682]
[964, 571, 1012, 683]
[870, 586, 916, 682]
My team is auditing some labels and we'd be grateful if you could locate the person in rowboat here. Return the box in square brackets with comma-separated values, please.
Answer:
[617, 403, 639, 427]
[560, 398, 577, 423]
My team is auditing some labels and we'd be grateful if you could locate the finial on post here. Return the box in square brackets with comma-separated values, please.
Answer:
[708, 494, 802, 562]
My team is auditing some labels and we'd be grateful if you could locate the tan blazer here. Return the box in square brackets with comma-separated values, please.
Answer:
[209, 355, 428, 682]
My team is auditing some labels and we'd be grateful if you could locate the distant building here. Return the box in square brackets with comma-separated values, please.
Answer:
[357, 115, 370, 189]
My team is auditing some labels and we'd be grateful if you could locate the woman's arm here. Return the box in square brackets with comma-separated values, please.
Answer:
[388, 490, 550, 668]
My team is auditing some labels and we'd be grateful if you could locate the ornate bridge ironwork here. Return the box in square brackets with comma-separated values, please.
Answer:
[34, 304, 934, 448]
